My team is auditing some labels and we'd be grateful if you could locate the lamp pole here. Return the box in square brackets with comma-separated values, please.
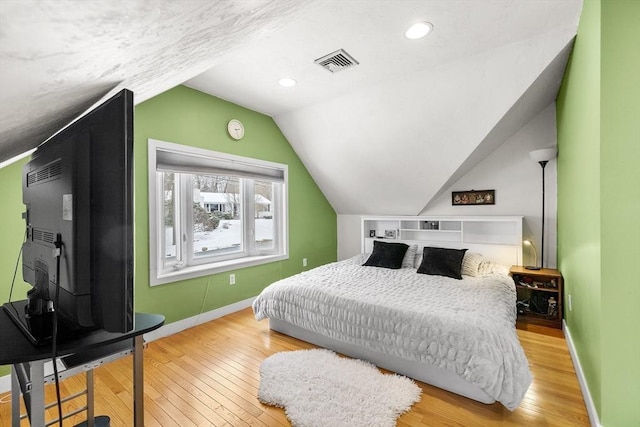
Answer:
[539, 160, 549, 269]
[529, 147, 556, 270]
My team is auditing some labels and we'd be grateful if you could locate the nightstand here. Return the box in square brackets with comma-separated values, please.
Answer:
[510, 266, 563, 329]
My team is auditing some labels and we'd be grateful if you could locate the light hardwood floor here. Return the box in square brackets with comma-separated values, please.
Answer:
[0, 308, 590, 426]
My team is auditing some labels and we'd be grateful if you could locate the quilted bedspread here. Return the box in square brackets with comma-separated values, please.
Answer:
[252, 254, 532, 410]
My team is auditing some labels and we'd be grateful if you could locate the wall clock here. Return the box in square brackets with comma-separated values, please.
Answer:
[227, 119, 245, 140]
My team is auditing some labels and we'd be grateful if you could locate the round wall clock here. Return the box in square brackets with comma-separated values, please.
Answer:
[227, 119, 245, 140]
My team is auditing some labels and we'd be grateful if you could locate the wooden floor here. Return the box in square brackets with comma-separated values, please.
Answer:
[0, 308, 590, 426]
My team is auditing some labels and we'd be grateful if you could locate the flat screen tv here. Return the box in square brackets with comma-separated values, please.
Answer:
[3, 89, 134, 345]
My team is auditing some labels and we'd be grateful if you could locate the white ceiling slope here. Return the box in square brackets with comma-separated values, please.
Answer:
[1, 1, 582, 216]
[273, 30, 576, 214]
[0, 0, 312, 163]
[420, 39, 575, 214]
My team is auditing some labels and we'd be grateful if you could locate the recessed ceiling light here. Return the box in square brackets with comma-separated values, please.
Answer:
[278, 77, 297, 87]
[405, 21, 433, 39]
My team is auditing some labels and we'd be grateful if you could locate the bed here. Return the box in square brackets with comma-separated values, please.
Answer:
[253, 221, 532, 410]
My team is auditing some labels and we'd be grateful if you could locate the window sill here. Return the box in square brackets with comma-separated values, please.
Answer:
[150, 253, 289, 286]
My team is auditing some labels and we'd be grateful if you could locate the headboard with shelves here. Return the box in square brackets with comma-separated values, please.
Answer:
[361, 215, 523, 267]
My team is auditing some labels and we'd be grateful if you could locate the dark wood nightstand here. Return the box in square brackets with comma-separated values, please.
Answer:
[510, 266, 563, 329]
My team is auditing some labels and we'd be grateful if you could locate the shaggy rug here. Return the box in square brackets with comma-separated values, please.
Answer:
[258, 348, 421, 427]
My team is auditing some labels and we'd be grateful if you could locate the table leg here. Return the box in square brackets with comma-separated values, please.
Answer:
[29, 360, 45, 427]
[11, 366, 19, 427]
[86, 369, 95, 427]
[133, 335, 144, 426]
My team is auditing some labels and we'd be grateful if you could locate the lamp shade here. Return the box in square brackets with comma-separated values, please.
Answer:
[529, 148, 557, 163]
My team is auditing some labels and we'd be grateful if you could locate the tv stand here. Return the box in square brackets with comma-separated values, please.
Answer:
[0, 303, 164, 427]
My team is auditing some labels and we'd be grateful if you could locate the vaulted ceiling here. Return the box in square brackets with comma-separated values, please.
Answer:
[0, 0, 582, 214]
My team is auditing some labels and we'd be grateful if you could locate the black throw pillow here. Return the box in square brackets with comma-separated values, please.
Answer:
[417, 247, 468, 279]
[363, 240, 409, 269]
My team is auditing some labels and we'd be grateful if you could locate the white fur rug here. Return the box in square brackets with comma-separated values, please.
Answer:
[258, 349, 422, 427]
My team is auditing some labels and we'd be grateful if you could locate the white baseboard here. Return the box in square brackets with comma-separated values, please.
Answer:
[563, 320, 602, 427]
[143, 296, 256, 342]
[0, 297, 256, 394]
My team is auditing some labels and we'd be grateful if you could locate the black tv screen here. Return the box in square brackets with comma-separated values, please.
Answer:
[5, 89, 134, 344]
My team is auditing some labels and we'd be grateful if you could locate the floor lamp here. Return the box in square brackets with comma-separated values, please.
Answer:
[527, 148, 557, 269]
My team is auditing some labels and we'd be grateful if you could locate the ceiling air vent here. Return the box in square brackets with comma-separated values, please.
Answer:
[314, 49, 359, 73]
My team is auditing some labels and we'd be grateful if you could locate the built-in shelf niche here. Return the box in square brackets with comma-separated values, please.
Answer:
[361, 215, 523, 266]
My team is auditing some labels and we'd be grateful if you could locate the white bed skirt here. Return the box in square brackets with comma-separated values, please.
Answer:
[269, 317, 496, 405]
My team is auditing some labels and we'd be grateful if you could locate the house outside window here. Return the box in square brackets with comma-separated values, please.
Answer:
[149, 139, 288, 285]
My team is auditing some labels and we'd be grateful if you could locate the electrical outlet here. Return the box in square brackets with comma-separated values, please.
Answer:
[303, 258, 308, 267]
[568, 294, 572, 311]
[229, 273, 236, 285]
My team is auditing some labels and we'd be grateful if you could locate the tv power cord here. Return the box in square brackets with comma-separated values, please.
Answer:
[51, 234, 63, 427]
[7, 229, 27, 304]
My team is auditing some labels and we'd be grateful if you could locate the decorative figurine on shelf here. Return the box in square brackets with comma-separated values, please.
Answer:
[547, 296, 558, 319]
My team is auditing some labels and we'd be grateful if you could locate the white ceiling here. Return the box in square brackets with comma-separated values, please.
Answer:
[0, 0, 582, 215]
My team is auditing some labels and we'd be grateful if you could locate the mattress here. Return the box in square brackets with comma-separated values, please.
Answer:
[253, 254, 532, 410]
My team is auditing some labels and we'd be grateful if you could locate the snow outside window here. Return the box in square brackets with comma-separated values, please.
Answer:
[148, 139, 288, 286]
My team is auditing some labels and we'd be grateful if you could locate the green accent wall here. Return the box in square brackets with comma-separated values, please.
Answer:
[0, 158, 33, 309]
[557, 0, 640, 425]
[0, 157, 32, 378]
[600, 0, 640, 425]
[0, 86, 337, 378]
[556, 0, 603, 413]
[133, 86, 336, 321]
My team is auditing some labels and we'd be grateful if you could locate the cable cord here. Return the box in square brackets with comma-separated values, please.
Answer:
[199, 275, 213, 315]
[7, 229, 27, 303]
[52, 234, 63, 427]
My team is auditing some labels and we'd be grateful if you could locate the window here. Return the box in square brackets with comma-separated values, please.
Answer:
[149, 139, 288, 285]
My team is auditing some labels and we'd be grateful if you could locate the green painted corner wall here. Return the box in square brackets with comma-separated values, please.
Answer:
[0, 158, 32, 378]
[0, 85, 337, 378]
[600, 0, 640, 425]
[558, 0, 640, 425]
[556, 0, 602, 413]
[132, 86, 337, 322]
[0, 158, 31, 301]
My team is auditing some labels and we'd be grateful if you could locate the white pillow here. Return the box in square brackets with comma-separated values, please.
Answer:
[414, 252, 422, 269]
[478, 260, 509, 277]
[461, 252, 484, 277]
[402, 244, 418, 269]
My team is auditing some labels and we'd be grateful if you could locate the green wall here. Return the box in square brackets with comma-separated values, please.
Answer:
[0, 86, 337, 378]
[132, 86, 336, 320]
[557, 0, 640, 425]
[0, 157, 32, 379]
[0, 158, 33, 312]
[600, 0, 640, 425]
[556, 0, 603, 413]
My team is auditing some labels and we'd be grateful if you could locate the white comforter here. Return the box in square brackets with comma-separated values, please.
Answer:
[252, 254, 532, 410]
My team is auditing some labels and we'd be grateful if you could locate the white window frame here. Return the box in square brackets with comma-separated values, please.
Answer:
[148, 139, 289, 286]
